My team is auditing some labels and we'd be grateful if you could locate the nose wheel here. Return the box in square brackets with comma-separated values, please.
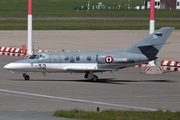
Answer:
[23, 74, 30, 80]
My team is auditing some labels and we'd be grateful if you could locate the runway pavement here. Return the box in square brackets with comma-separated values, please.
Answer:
[0, 30, 180, 119]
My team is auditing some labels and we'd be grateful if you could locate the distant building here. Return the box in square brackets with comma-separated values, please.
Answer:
[161, 0, 176, 9]
[143, 0, 180, 9]
[176, 0, 180, 9]
[155, 0, 160, 9]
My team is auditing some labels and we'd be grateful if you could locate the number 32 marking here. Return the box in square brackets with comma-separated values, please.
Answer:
[38, 64, 46, 69]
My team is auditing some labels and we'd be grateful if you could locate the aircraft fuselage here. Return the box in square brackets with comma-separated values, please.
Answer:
[4, 51, 148, 73]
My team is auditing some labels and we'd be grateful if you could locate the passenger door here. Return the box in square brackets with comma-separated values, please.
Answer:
[47, 54, 60, 72]
[50, 54, 60, 63]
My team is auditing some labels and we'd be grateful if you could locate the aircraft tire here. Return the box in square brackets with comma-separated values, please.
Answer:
[92, 75, 98, 82]
[24, 75, 30, 80]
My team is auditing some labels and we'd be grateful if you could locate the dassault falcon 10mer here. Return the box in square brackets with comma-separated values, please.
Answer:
[4, 27, 174, 81]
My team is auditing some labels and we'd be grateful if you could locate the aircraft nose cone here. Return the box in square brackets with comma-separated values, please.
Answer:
[4, 63, 13, 70]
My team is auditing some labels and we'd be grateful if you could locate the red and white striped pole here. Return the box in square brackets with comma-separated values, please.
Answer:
[149, 0, 161, 67]
[27, 0, 33, 55]
[148, 0, 156, 66]
[150, 0, 155, 34]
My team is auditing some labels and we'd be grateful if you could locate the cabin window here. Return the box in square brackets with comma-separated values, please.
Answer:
[155, 2, 157, 5]
[28, 55, 37, 59]
[87, 56, 91, 61]
[64, 56, 69, 61]
[155, 2, 160, 6]
[76, 56, 80, 61]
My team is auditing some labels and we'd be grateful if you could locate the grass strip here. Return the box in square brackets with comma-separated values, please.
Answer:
[0, 0, 180, 18]
[0, 20, 179, 30]
[54, 109, 180, 120]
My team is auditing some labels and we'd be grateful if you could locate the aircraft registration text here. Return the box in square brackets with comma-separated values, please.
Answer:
[114, 58, 127, 62]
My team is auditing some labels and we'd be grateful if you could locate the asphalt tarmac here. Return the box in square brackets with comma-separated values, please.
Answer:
[0, 30, 180, 119]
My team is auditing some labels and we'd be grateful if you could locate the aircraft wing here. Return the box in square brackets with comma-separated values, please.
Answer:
[66, 68, 117, 73]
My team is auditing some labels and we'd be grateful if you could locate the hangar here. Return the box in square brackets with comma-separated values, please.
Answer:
[160, 0, 180, 9]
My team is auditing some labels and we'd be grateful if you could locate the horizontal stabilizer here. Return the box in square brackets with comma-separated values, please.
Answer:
[137, 42, 171, 47]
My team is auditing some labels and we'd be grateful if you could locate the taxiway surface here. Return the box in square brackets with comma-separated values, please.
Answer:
[0, 30, 180, 119]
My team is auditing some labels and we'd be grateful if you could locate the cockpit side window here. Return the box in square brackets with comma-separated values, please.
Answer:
[28, 54, 46, 59]
[28, 55, 37, 59]
[40, 54, 46, 59]
[35, 55, 40, 59]
[36, 54, 46, 59]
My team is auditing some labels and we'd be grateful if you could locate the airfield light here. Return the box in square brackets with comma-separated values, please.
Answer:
[97, 107, 100, 112]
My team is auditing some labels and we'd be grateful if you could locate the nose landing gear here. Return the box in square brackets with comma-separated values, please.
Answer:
[23, 73, 30, 80]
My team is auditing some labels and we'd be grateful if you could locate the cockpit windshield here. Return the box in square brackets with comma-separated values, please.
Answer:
[28, 54, 46, 59]
[28, 55, 37, 59]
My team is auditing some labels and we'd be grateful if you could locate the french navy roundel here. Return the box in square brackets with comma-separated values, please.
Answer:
[105, 56, 113, 63]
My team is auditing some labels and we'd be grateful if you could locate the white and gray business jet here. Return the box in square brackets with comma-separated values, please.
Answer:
[4, 27, 174, 81]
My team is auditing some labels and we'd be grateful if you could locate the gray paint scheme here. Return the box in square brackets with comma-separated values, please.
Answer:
[4, 27, 174, 81]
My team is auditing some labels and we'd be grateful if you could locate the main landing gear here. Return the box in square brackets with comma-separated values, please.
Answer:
[92, 75, 98, 82]
[23, 73, 30, 80]
[84, 72, 99, 82]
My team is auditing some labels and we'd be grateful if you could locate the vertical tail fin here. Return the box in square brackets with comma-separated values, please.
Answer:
[125, 27, 174, 60]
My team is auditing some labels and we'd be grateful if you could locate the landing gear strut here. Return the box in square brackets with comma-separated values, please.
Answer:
[23, 73, 30, 80]
[84, 72, 99, 82]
